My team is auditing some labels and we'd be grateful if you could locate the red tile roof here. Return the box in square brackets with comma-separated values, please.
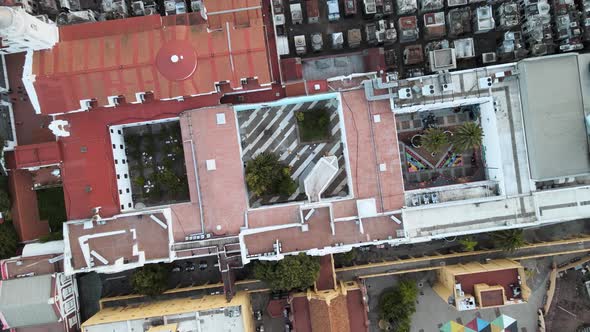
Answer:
[13, 142, 61, 169]
[346, 289, 369, 332]
[291, 288, 368, 332]
[4, 54, 53, 146]
[32, 12, 272, 114]
[57, 94, 220, 221]
[479, 289, 504, 307]
[316, 255, 336, 291]
[291, 297, 312, 332]
[455, 268, 520, 300]
[280, 58, 303, 82]
[309, 295, 351, 332]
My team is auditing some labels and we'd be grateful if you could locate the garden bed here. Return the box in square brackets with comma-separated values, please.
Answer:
[124, 121, 189, 207]
[36, 187, 67, 232]
[296, 109, 331, 143]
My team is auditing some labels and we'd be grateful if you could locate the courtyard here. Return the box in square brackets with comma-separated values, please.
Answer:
[365, 258, 552, 332]
[396, 105, 486, 190]
[123, 121, 190, 207]
[236, 96, 350, 207]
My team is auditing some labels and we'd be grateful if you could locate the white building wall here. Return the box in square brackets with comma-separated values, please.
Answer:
[108, 125, 134, 212]
[0, 6, 58, 54]
[479, 98, 505, 195]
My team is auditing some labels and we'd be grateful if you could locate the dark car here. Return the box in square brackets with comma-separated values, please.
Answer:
[185, 262, 196, 272]
[199, 260, 208, 270]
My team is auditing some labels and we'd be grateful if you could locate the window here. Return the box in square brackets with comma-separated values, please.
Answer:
[64, 298, 75, 314]
[68, 316, 77, 328]
[62, 286, 73, 299]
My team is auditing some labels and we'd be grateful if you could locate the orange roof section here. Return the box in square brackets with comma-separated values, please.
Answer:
[310, 295, 352, 332]
[32, 12, 272, 114]
[203, 0, 262, 29]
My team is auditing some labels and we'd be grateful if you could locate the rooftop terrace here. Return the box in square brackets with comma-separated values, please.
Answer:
[64, 210, 172, 273]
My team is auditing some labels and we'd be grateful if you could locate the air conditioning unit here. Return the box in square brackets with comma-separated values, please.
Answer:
[482, 52, 497, 63]
[132, 1, 145, 15]
[422, 84, 435, 96]
[398, 87, 412, 99]
[442, 83, 453, 92]
[478, 76, 493, 89]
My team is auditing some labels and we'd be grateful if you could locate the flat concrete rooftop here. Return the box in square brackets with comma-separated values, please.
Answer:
[65, 211, 171, 272]
[518, 54, 590, 180]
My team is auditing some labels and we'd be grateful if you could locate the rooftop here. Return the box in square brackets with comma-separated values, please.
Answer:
[57, 94, 220, 221]
[239, 90, 405, 259]
[455, 269, 521, 300]
[82, 291, 252, 332]
[1, 254, 61, 280]
[30, 12, 271, 114]
[8, 169, 50, 242]
[64, 210, 172, 273]
[179, 106, 248, 236]
[0, 274, 58, 329]
[290, 282, 368, 332]
[517, 54, 590, 180]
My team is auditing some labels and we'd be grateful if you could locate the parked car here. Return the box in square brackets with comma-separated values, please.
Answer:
[255, 310, 262, 321]
[199, 260, 208, 270]
[185, 262, 196, 272]
[327, 0, 340, 21]
[171, 265, 182, 272]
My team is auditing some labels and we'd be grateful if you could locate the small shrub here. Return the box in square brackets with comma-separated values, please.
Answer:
[295, 112, 305, 122]
[134, 176, 146, 188]
[459, 236, 478, 252]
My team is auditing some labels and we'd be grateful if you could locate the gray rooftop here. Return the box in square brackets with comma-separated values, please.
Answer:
[0, 274, 59, 328]
[517, 54, 590, 180]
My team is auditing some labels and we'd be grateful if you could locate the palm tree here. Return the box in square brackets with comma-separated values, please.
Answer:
[491, 229, 525, 252]
[421, 128, 448, 154]
[452, 122, 483, 153]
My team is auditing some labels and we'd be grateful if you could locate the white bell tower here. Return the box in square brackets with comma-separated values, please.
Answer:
[0, 6, 58, 54]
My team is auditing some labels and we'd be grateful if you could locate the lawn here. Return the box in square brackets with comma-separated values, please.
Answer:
[36, 187, 67, 232]
[296, 109, 331, 143]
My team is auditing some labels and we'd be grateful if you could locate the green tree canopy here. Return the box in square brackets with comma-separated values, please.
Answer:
[491, 229, 525, 252]
[379, 280, 418, 332]
[253, 253, 320, 291]
[245, 152, 297, 197]
[421, 128, 448, 153]
[131, 263, 170, 296]
[334, 248, 358, 267]
[0, 190, 10, 214]
[452, 122, 483, 152]
[0, 222, 18, 259]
